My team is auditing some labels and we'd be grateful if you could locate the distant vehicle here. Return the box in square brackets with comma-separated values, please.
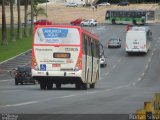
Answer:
[100, 55, 107, 67]
[105, 10, 146, 25]
[107, 37, 121, 48]
[125, 24, 133, 31]
[117, 1, 129, 6]
[22, 19, 36, 25]
[34, 20, 53, 25]
[125, 26, 152, 54]
[98, 2, 111, 6]
[80, 19, 98, 26]
[10, 67, 36, 85]
[66, 2, 78, 7]
[32, 25, 100, 90]
[70, 18, 85, 25]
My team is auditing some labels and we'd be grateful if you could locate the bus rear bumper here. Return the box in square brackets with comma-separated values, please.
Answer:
[32, 70, 82, 78]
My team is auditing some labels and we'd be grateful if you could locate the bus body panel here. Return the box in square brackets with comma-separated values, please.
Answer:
[32, 25, 100, 89]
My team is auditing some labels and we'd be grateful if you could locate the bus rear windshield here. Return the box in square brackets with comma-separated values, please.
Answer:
[34, 27, 80, 45]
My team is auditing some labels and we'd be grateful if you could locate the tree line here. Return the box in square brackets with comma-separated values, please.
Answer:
[1, 0, 47, 46]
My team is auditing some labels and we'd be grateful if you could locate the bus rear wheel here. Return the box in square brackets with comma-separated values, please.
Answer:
[89, 83, 95, 88]
[111, 19, 116, 24]
[81, 83, 88, 90]
[46, 80, 53, 90]
[75, 83, 81, 89]
[56, 83, 61, 89]
[40, 80, 47, 90]
[133, 20, 136, 25]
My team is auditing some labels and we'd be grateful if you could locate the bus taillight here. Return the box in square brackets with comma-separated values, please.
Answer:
[74, 58, 82, 71]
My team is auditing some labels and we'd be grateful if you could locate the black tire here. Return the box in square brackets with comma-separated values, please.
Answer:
[111, 19, 116, 24]
[40, 80, 47, 90]
[133, 20, 136, 25]
[56, 83, 61, 89]
[89, 83, 95, 88]
[81, 23, 84, 26]
[91, 23, 94, 26]
[75, 83, 81, 89]
[81, 83, 87, 90]
[15, 78, 18, 85]
[46, 81, 53, 90]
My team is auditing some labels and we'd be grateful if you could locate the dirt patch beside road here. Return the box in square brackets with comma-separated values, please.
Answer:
[0, 3, 158, 24]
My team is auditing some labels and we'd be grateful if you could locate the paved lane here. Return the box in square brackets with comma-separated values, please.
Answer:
[0, 24, 160, 115]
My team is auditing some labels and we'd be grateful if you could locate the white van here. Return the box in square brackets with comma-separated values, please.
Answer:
[125, 26, 152, 54]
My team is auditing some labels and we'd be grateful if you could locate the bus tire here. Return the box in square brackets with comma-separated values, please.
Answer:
[133, 20, 136, 25]
[141, 19, 145, 25]
[15, 78, 18, 85]
[40, 80, 47, 90]
[46, 80, 53, 90]
[89, 83, 95, 88]
[75, 83, 81, 89]
[82, 83, 88, 90]
[111, 19, 116, 24]
[56, 83, 61, 89]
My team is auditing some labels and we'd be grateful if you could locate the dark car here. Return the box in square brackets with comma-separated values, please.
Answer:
[107, 37, 121, 48]
[70, 18, 85, 25]
[34, 19, 53, 25]
[10, 67, 36, 85]
[117, 2, 129, 6]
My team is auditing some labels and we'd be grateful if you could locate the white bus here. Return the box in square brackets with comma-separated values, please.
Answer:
[125, 26, 152, 54]
[32, 25, 100, 90]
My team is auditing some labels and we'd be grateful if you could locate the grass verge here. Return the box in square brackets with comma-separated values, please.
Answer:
[0, 28, 32, 62]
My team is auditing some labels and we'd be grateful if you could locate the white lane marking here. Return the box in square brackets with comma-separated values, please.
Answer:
[148, 58, 151, 63]
[141, 73, 145, 77]
[137, 77, 142, 82]
[145, 65, 148, 70]
[112, 65, 116, 69]
[105, 72, 109, 76]
[118, 58, 122, 63]
[0, 79, 13, 82]
[0, 85, 129, 108]
[1, 101, 38, 108]
[124, 84, 131, 88]
[132, 82, 136, 86]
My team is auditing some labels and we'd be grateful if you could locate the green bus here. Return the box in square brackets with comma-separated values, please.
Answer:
[105, 10, 147, 25]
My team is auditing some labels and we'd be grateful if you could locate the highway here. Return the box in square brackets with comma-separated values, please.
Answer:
[0, 23, 160, 119]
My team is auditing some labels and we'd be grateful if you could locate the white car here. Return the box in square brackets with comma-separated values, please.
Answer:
[22, 19, 36, 25]
[66, 2, 78, 7]
[100, 55, 107, 67]
[80, 19, 98, 26]
[98, 2, 111, 6]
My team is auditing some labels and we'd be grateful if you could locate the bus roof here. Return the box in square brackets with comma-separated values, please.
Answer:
[34, 25, 99, 40]
[107, 9, 146, 12]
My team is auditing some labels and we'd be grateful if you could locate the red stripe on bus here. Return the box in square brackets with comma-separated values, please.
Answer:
[33, 44, 80, 46]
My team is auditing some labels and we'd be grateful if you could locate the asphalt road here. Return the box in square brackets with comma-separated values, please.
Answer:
[0, 23, 160, 120]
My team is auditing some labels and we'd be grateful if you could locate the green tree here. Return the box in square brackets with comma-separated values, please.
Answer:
[2, 0, 8, 45]
[24, 0, 29, 37]
[30, 0, 34, 34]
[17, 0, 22, 39]
[10, 0, 15, 41]
[28, 4, 47, 21]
